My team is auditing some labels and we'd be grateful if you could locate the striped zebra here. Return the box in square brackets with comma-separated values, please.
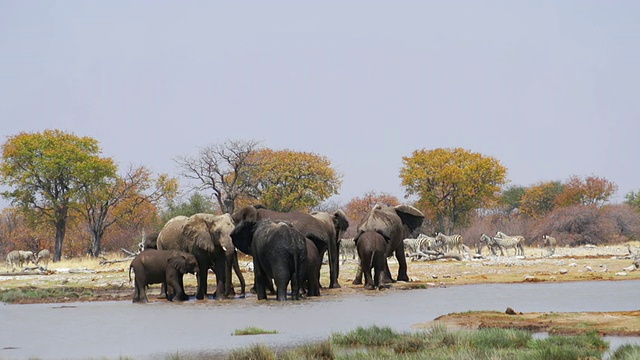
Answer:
[478, 234, 500, 256]
[339, 238, 357, 262]
[542, 235, 557, 256]
[403, 234, 438, 254]
[494, 231, 525, 256]
[435, 232, 463, 253]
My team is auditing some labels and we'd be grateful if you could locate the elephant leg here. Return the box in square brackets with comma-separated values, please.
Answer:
[328, 241, 341, 289]
[133, 278, 146, 303]
[382, 260, 395, 283]
[361, 253, 376, 290]
[232, 252, 246, 297]
[167, 273, 189, 301]
[375, 267, 384, 289]
[254, 273, 269, 300]
[158, 283, 168, 299]
[195, 260, 209, 300]
[307, 264, 321, 297]
[363, 266, 376, 290]
[212, 252, 227, 300]
[274, 275, 289, 301]
[395, 246, 410, 282]
[224, 252, 236, 297]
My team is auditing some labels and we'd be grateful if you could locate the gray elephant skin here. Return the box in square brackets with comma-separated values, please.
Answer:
[129, 249, 198, 303]
[143, 232, 160, 250]
[356, 230, 388, 290]
[232, 205, 348, 289]
[304, 238, 321, 296]
[231, 219, 308, 301]
[157, 213, 244, 300]
[354, 204, 424, 283]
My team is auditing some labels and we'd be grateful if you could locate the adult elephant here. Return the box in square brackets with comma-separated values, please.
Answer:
[232, 206, 348, 289]
[353, 204, 424, 283]
[231, 219, 307, 301]
[157, 213, 244, 300]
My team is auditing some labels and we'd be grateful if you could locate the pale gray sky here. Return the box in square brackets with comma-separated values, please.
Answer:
[1, 1, 639, 207]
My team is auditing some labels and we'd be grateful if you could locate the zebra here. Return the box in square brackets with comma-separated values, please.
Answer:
[6, 250, 22, 272]
[494, 231, 525, 257]
[18, 250, 35, 266]
[542, 235, 557, 256]
[403, 234, 438, 259]
[478, 234, 500, 256]
[35, 249, 51, 269]
[339, 238, 357, 262]
[435, 232, 463, 253]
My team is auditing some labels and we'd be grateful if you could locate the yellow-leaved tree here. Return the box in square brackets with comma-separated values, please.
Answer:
[245, 149, 342, 212]
[400, 148, 507, 234]
[519, 181, 564, 218]
[0, 130, 117, 261]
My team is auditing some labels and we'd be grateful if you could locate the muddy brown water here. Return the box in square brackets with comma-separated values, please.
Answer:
[1, 280, 639, 359]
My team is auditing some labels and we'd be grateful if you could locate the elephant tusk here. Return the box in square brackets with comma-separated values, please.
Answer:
[222, 246, 227, 251]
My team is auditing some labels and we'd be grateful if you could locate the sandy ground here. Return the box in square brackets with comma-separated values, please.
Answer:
[1, 243, 639, 304]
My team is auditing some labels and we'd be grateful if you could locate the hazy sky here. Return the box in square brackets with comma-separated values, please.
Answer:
[1, 1, 639, 207]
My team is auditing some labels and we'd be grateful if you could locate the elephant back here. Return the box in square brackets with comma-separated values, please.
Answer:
[254, 208, 329, 244]
[356, 205, 424, 244]
[356, 205, 401, 242]
[157, 215, 189, 252]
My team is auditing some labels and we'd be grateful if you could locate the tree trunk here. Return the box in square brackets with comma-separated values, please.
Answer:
[90, 229, 104, 258]
[54, 218, 66, 262]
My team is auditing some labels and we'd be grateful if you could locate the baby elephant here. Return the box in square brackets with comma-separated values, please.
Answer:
[129, 249, 198, 303]
[355, 230, 389, 290]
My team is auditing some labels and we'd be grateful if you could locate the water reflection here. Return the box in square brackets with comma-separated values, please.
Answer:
[1, 280, 638, 359]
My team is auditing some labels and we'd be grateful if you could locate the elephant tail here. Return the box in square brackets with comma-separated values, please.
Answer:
[128, 264, 133, 282]
[368, 252, 375, 272]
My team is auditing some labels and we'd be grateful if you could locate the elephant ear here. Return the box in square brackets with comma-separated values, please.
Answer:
[332, 210, 350, 236]
[357, 205, 396, 241]
[168, 254, 188, 274]
[183, 214, 216, 253]
[394, 205, 425, 234]
[230, 220, 257, 256]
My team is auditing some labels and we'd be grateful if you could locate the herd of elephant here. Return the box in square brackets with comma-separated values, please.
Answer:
[5, 249, 50, 271]
[129, 204, 426, 302]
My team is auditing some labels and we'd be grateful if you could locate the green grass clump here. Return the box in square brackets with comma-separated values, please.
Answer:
[332, 325, 400, 347]
[233, 326, 278, 336]
[0, 286, 93, 303]
[609, 344, 640, 360]
[279, 340, 334, 360]
[227, 343, 275, 360]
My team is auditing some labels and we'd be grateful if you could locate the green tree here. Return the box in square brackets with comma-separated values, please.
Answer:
[246, 149, 342, 212]
[400, 148, 507, 234]
[624, 190, 640, 211]
[76, 165, 178, 257]
[162, 192, 216, 222]
[501, 185, 526, 216]
[0, 130, 116, 261]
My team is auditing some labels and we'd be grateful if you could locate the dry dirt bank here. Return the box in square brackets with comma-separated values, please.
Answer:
[414, 310, 640, 336]
[1, 243, 638, 305]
